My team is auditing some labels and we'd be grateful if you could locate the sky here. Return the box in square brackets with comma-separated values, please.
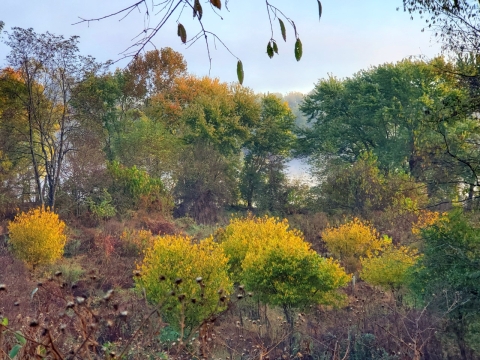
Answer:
[0, 0, 442, 95]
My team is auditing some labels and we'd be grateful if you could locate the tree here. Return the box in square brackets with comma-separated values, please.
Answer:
[3, 27, 101, 209]
[240, 94, 296, 210]
[402, 0, 480, 54]
[410, 211, 480, 359]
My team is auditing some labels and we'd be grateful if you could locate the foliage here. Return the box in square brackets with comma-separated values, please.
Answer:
[322, 218, 391, 273]
[107, 161, 173, 215]
[299, 58, 467, 192]
[402, 0, 480, 54]
[360, 245, 419, 291]
[219, 216, 349, 309]
[119, 228, 156, 256]
[135, 234, 232, 332]
[240, 94, 296, 210]
[86, 189, 117, 221]
[411, 210, 480, 317]
[8, 207, 67, 267]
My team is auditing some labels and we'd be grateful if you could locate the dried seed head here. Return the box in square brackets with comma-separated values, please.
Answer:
[106, 320, 114, 328]
[76, 297, 85, 305]
[109, 351, 116, 358]
[103, 290, 114, 301]
[196, 277, 203, 283]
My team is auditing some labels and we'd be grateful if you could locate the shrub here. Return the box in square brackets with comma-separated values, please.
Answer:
[322, 218, 390, 273]
[219, 216, 349, 319]
[360, 245, 419, 291]
[135, 234, 232, 333]
[8, 207, 67, 268]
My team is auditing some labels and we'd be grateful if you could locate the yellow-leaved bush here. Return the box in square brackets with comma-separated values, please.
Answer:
[322, 218, 390, 273]
[8, 207, 67, 267]
[219, 216, 350, 309]
[360, 245, 419, 291]
[135, 234, 232, 331]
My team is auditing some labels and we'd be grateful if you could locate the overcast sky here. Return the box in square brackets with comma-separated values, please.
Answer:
[0, 1, 441, 94]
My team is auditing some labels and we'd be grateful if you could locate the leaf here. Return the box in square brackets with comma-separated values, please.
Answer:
[272, 41, 278, 54]
[317, 0, 323, 21]
[15, 331, 26, 346]
[294, 38, 303, 61]
[210, 0, 221, 10]
[9, 344, 22, 359]
[1, 317, 8, 326]
[267, 41, 274, 59]
[279, 19, 286, 42]
[177, 23, 187, 44]
[193, 0, 203, 20]
[237, 60, 244, 85]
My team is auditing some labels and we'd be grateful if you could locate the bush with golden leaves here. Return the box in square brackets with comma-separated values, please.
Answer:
[360, 245, 419, 291]
[8, 207, 67, 267]
[135, 234, 232, 332]
[220, 216, 350, 310]
[322, 218, 391, 273]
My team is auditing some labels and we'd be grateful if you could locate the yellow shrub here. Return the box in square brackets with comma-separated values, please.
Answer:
[411, 210, 440, 235]
[8, 207, 67, 267]
[219, 216, 350, 308]
[120, 228, 155, 256]
[218, 216, 305, 280]
[360, 245, 419, 291]
[135, 234, 232, 331]
[322, 218, 390, 273]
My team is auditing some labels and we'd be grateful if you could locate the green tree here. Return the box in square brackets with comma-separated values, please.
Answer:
[410, 211, 480, 359]
[240, 94, 295, 210]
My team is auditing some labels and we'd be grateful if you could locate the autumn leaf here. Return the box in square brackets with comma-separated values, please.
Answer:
[177, 23, 187, 44]
[210, 0, 221, 10]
